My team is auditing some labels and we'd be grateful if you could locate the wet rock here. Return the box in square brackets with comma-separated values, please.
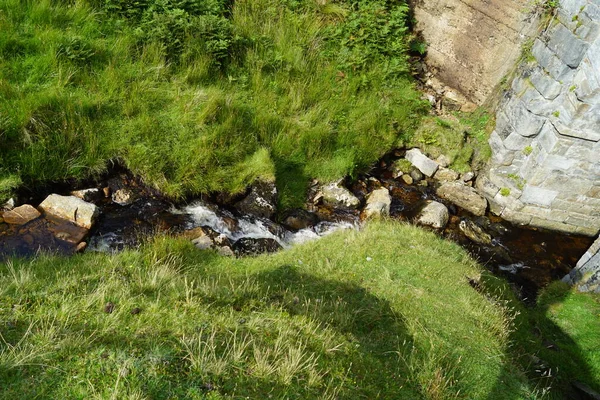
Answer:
[318, 182, 360, 209]
[401, 174, 414, 185]
[48, 217, 89, 244]
[75, 242, 87, 253]
[405, 148, 439, 177]
[434, 168, 460, 182]
[112, 188, 136, 206]
[71, 188, 102, 203]
[283, 209, 319, 230]
[459, 219, 492, 245]
[232, 238, 282, 256]
[362, 188, 391, 219]
[436, 182, 488, 216]
[234, 180, 278, 219]
[39, 194, 99, 229]
[1, 205, 41, 225]
[409, 168, 424, 182]
[416, 201, 449, 229]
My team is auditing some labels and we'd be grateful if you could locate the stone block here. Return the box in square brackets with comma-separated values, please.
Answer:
[507, 99, 546, 137]
[537, 122, 559, 152]
[520, 185, 558, 207]
[529, 67, 563, 100]
[501, 208, 533, 225]
[532, 39, 572, 81]
[405, 148, 439, 177]
[530, 217, 579, 233]
[504, 131, 533, 151]
[547, 24, 590, 68]
[521, 205, 569, 222]
[475, 174, 500, 199]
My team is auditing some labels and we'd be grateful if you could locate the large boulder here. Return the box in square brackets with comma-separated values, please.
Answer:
[405, 148, 439, 177]
[416, 201, 449, 229]
[38, 194, 99, 229]
[436, 182, 488, 216]
[362, 188, 391, 219]
[234, 180, 278, 219]
[1, 204, 41, 225]
[318, 182, 360, 209]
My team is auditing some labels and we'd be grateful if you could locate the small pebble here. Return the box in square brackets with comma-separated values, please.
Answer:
[366, 257, 373, 261]
[104, 302, 115, 314]
[130, 307, 142, 315]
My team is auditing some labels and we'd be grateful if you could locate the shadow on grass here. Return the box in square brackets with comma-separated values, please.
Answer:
[0, 263, 419, 399]
[484, 280, 598, 400]
[272, 156, 310, 213]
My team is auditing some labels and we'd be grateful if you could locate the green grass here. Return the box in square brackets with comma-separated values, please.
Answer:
[406, 108, 492, 173]
[1, 221, 598, 399]
[0, 0, 427, 206]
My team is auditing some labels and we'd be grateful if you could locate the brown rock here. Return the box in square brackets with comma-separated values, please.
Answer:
[104, 302, 115, 314]
[436, 182, 488, 216]
[75, 242, 87, 253]
[1, 205, 41, 225]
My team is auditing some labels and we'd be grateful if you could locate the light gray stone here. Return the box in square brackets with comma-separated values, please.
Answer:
[547, 24, 590, 68]
[529, 67, 562, 100]
[362, 188, 391, 219]
[507, 99, 546, 137]
[405, 148, 439, 177]
[532, 39, 571, 81]
[320, 182, 360, 209]
[39, 194, 99, 229]
[436, 182, 488, 216]
[520, 185, 558, 207]
[416, 201, 449, 229]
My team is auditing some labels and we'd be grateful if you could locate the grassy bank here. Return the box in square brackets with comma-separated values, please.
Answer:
[1, 221, 598, 399]
[0, 0, 426, 207]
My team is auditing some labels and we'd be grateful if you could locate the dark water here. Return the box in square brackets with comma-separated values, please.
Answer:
[1, 161, 594, 300]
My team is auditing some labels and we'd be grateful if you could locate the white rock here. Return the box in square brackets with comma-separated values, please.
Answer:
[320, 182, 360, 209]
[405, 149, 439, 177]
[39, 194, 99, 229]
[416, 201, 449, 229]
[362, 188, 391, 219]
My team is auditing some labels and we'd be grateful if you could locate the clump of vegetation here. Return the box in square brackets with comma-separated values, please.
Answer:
[523, 145, 533, 156]
[500, 187, 511, 196]
[0, 0, 426, 207]
[1, 221, 598, 398]
[405, 108, 492, 173]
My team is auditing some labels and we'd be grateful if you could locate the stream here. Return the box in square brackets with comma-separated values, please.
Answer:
[0, 157, 594, 301]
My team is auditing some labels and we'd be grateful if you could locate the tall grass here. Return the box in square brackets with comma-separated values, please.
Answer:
[0, 0, 426, 205]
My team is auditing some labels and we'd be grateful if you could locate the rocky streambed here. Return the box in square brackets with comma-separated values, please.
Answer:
[1, 151, 593, 301]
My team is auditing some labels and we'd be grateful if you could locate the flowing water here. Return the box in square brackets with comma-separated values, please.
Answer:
[0, 162, 594, 300]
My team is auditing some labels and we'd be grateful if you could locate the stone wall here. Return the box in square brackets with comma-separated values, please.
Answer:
[563, 235, 600, 292]
[411, 0, 540, 103]
[481, 0, 600, 237]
